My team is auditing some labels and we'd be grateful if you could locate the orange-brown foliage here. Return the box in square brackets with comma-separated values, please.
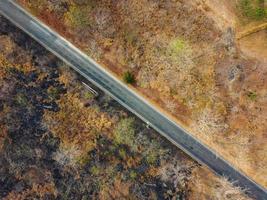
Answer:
[99, 178, 131, 200]
[4, 183, 57, 200]
[44, 92, 113, 161]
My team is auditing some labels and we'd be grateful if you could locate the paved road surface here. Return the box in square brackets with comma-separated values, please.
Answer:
[0, 0, 266, 199]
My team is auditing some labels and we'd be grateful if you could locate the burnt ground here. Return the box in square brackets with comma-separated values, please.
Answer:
[0, 15, 63, 199]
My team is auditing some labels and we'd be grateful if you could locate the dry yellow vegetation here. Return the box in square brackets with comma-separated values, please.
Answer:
[44, 90, 113, 164]
[189, 167, 250, 200]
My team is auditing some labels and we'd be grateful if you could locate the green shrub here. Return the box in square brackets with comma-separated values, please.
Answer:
[64, 5, 91, 28]
[129, 170, 137, 179]
[90, 165, 101, 175]
[254, 7, 266, 19]
[15, 93, 28, 106]
[118, 148, 127, 159]
[247, 91, 257, 100]
[48, 87, 60, 100]
[144, 140, 163, 165]
[168, 38, 187, 55]
[240, 0, 266, 20]
[167, 38, 193, 63]
[146, 153, 157, 165]
[114, 118, 136, 149]
[84, 91, 94, 99]
[123, 71, 136, 84]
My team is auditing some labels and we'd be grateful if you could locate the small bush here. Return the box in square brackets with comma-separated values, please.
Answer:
[90, 165, 101, 175]
[255, 7, 266, 19]
[48, 86, 60, 100]
[168, 38, 186, 55]
[114, 118, 136, 149]
[129, 170, 137, 179]
[240, 0, 266, 20]
[124, 29, 138, 45]
[15, 93, 28, 106]
[123, 71, 136, 84]
[64, 5, 91, 28]
[118, 148, 127, 159]
[167, 37, 193, 64]
[146, 153, 157, 165]
[84, 91, 94, 99]
[247, 91, 257, 100]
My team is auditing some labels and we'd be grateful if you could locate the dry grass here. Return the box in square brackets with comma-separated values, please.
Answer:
[189, 167, 251, 200]
[44, 80, 113, 164]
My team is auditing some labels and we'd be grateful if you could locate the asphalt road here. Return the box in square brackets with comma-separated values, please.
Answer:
[0, 0, 266, 199]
